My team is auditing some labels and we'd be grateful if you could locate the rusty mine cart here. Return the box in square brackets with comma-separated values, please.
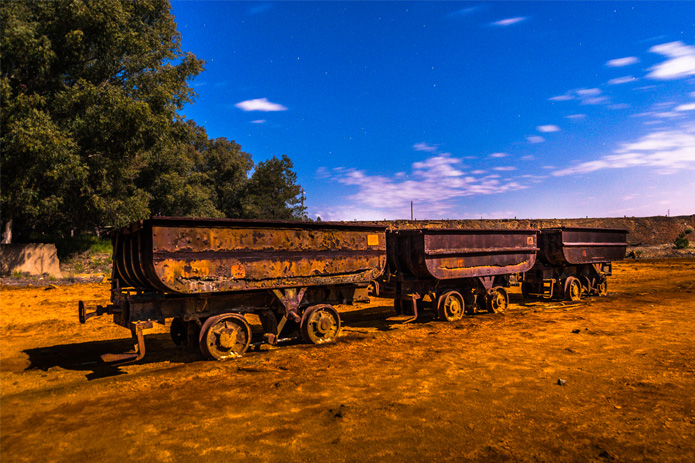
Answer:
[522, 227, 628, 301]
[79, 217, 387, 362]
[373, 228, 539, 322]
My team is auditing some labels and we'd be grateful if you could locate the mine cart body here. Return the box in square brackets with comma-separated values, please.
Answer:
[523, 227, 628, 301]
[112, 217, 385, 294]
[80, 217, 387, 361]
[375, 228, 539, 320]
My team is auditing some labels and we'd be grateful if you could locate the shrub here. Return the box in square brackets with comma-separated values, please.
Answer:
[674, 232, 689, 249]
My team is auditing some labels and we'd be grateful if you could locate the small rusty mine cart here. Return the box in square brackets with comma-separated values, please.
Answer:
[79, 217, 387, 361]
[373, 228, 539, 321]
[522, 227, 628, 301]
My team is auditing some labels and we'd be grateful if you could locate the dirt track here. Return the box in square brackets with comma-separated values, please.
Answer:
[2, 258, 694, 462]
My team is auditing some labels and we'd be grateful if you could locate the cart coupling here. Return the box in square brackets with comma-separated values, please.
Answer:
[78, 301, 118, 323]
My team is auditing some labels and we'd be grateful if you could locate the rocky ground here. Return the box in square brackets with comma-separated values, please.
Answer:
[1, 258, 694, 462]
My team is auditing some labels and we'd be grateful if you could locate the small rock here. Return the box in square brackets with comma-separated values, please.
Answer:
[45, 284, 58, 290]
[557, 379, 567, 386]
[571, 329, 581, 334]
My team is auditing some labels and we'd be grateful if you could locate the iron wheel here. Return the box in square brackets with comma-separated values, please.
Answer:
[438, 291, 465, 322]
[597, 280, 608, 296]
[301, 305, 341, 344]
[199, 313, 251, 360]
[486, 287, 509, 313]
[564, 277, 582, 302]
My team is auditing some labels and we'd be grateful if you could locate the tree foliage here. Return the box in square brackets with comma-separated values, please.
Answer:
[1, 0, 306, 242]
[674, 231, 690, 249]
[243, 155, 306, 220]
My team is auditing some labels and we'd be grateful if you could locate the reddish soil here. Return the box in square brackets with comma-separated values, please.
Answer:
[1, 258, 694, 462]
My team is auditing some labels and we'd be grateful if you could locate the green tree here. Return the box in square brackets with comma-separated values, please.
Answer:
[1, 0, 308, 242]
[1, 0, 203, 241]
[674, 231, 690, 249]
[202, 136, 254, 219]
[136, 120, 221, 218]
[242, 155, 306, 220]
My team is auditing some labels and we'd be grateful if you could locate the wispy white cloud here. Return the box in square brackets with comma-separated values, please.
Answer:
[565, 114, 586, 120]
[449, 6, 479, 17]
[606, 57, 639, 67]
[493, 166, 517, 171]
[647, 41, 695, 80]
[248, 3, 273, 15]
[552, 125, 695, 176]
[492, 17, 527, 26]
[489, 152, 508, 158]
[549, 88, 609, 105]
[235, 98, 288, 112]
[583, 96, 609, 105]
[608, 76, 637, 85]
[251, 119, 267, 124]
[675, 103, 695, 111]
[576, 88, 600, 97]
[413, 142, 439, 152]
[537, 125, 560, 133]
[527, 136, 545, 144]
[658, 112, 681, 118]
[316, 152, 527, 220]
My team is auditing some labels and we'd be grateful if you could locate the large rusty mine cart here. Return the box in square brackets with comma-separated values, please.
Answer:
[522, 227, 628, 301]
[373, 228, 539, 322]
[79, 217, 386, 361]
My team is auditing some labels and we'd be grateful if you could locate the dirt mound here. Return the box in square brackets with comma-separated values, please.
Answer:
[360, 214, 695, 247]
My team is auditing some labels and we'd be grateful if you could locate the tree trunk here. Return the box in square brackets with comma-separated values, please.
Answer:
[2, 218, 12, 244]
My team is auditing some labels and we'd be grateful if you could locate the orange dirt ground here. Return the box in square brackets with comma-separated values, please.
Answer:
[1, 258, 694, 462]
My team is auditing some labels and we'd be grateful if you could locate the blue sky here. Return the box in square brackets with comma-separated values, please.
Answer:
[172, 1, 695, 220]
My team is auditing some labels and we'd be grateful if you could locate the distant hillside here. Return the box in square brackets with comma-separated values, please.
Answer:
[358, 215, 695, 246]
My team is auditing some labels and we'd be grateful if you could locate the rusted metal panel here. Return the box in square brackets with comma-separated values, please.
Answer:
[112, 217, 387, 294]
[387, 229, 539, 280]
[539, 227, 627, 266]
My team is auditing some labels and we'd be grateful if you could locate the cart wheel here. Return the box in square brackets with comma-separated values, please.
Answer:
[564, 277, 582, 302]
[438, 291, 465, 322]
[170, 318, 187, 346]
[521, 282, 532, 299]
[199, 313, 251, 360]
[486, 287, 509, 314]
[301, 305, 341, 344]
[597, 280, 608, 296]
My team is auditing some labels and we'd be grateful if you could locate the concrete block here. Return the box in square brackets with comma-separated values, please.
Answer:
[0, 243, 63, 277]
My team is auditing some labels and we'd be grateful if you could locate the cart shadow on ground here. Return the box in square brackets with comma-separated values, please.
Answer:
[20, 296, 543, 381]
[22, 333, 202, 380]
